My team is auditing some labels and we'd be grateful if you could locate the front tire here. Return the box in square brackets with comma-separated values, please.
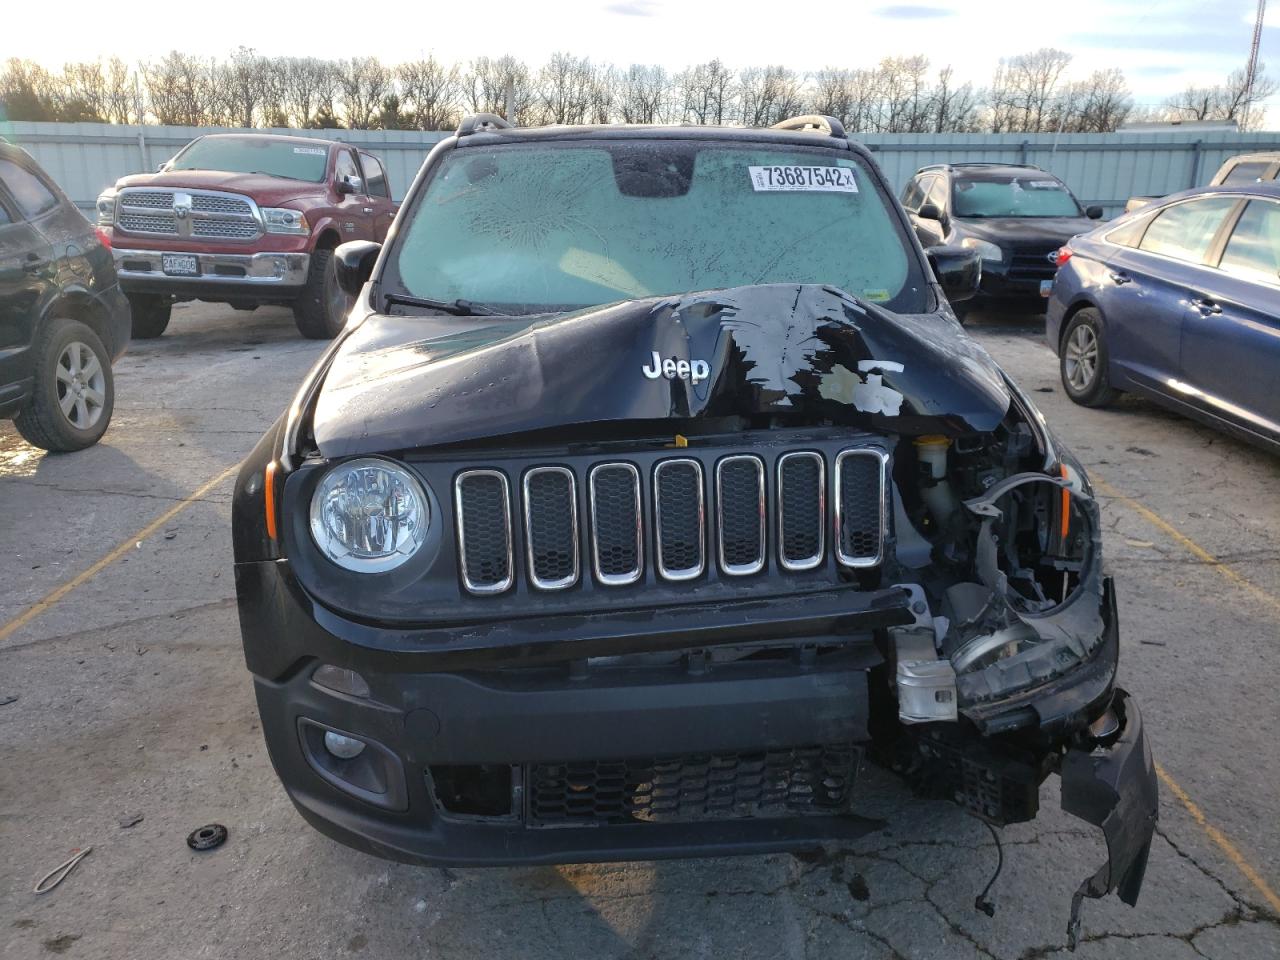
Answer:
[292, 249, 351, 340]
[128, 294, 172, 339]
[14, 318, 115, 452]
[1060, 308, 1120, 408]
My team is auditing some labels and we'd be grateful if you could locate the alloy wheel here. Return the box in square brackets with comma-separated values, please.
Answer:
[1064, 323, 1099, 392]
[55, 340, 107, 430]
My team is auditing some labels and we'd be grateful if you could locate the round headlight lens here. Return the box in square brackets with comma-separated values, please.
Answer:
[309, 458, 429, 572]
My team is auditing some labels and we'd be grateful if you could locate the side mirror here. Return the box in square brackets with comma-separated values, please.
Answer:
[1085, 204, 1104, 220]
[927, 245, 981, 303]
[336, 175, 363, 196]
[917, 202, 943, 222]
[334, 240, 381, 297]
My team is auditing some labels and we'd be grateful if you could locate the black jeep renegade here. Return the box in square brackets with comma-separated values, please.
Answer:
[232, 114, 1156, 945]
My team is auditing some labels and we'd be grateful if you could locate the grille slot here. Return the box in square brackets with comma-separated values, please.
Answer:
[716, 455, 765, 575]
[589, 463, 643, 585]
[653, 459, 705, 581]
[192, 194, 252, 215]
[120, 190, 174, 208]
[523, 467, 579, 590]
[118, 213, 178, 235]
[777, 451, 825, 570]
[192, 219, 259, 239]
[1008, 248, 1059, 281]
[834, 450, 886, 567]
[529, 744, 860, 826]
[455, 470, 514, 594]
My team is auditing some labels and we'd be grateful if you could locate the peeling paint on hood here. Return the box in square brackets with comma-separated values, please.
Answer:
[311, 283, 1012, 458]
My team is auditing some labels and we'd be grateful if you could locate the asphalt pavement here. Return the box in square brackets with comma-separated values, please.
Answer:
[1, 301, 1278, 960]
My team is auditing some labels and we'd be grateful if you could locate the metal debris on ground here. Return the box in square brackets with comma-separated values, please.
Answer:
[33, 847, 92, 894]
[186, 824, 228, 851]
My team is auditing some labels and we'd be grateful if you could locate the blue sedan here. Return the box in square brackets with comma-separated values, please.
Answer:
[1046, 183, 1280, 453]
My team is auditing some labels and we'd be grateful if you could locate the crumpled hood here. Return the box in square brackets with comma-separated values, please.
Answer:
[312, 283, 1012, 458]
[956, 216, 1096, 247]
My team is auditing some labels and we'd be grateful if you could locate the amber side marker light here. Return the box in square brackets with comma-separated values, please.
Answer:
[1059, 463, 1071, 539]
[265, 461, 279, 541]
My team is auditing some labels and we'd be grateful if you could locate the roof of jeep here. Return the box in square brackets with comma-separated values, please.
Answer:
[452, 120, 876, 162]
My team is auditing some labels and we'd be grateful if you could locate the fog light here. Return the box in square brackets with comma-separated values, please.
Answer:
[324, 731, 366, 759]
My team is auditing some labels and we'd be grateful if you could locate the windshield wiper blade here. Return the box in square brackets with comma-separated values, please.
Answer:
[383, 292, 500, 316]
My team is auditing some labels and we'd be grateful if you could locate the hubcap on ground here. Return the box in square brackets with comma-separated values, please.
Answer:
[55, 340, 106, 430]
[1064, 324, 1099, 391]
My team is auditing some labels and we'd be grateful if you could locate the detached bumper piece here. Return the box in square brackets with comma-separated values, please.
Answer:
[1060, 689, 1158, 948]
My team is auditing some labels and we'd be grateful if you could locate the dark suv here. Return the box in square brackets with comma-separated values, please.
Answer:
[1, 140, 129, 451]
[233, 115, 1155, 944]
[903, 163, 1103, 320]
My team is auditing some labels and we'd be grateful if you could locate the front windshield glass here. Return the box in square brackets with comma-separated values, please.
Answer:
[388, 141, 927, 314]
[953, 175, 1081, 218]
[169, 137, 328, 182]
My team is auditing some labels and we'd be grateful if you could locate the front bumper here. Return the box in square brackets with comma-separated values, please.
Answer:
[113, 248, 309, 301]
[237, 560, 1158, 908]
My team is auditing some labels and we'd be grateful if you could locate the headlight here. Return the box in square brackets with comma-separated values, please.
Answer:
[960, 237, 1002, 263]
[96, 191, 117, 226]
[262, 207, 310, 235]
[309, 458, 430, 572]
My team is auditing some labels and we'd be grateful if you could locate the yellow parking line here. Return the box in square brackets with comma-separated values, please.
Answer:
[1094, 478, 1280, 618]
[1095, 476, 1280, 913]
[1156, 762, 1280, 915]
[0, 464, 239, 645]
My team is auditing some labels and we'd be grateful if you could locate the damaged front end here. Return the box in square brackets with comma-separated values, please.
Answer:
[885, 441, 1157, 947]
[242, 282, 1156, 941]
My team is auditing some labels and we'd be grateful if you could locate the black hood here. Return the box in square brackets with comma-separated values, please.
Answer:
[956, 216, 1094, 247]
[311, 284, 1013, 458]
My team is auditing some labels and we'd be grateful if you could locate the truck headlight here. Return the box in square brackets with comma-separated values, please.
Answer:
[262, 207, 310, 235]
[960, 237, 1003, 263]
[96, 191, 117, 226]
[309, 459, 430, 572]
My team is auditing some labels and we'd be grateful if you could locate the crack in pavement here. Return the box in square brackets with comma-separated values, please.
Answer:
[3, 476, 232, 506]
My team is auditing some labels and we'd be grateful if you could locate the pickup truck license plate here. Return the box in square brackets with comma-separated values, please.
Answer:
[1039, 279, 1054, 297]
[162, 254, 199, 277]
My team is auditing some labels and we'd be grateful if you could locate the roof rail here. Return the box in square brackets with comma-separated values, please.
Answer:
[951, 161, 1043, 171]
[457, 113, 514, 137]
[771, 114, 847, 139]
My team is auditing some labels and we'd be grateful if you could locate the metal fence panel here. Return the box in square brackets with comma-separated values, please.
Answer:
[4, 120, 1280, 217]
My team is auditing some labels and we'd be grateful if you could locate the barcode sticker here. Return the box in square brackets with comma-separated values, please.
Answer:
[749, 166, 858, 193]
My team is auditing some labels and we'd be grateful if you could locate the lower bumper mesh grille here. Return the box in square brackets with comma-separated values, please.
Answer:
[529, 744, 861, 825]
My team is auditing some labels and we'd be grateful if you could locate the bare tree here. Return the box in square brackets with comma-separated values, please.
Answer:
[398, 55, 460, 130]
[337, 56, 390, 129]
[990, 48, 1072, 132]
[1162, 65, 1279, 130]
[0, 59, 60, 121]
[464, 55, 535, 122]
[737, 65, 805, 127]
[928, 66, 981, 133]
[616, 64, 671, 123]
[676, 59, 736, 124]
[143, 51, 216, 125]
[533, 53, 598, 125]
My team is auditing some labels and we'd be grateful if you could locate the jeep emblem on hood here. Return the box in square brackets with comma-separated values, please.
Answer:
[642, 352, 710, 384]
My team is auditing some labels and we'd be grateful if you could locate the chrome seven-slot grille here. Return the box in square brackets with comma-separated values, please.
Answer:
[453, 445, 887, 595]
[115, 188, 260, 241]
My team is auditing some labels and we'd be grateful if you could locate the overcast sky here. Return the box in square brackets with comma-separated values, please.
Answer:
[6, 0, 1278, 122]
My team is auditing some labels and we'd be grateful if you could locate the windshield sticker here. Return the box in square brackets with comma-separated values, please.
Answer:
[1028, 180, 1064, 189]
[293, 146, 326, 156]
[749, 165, 858, 193]
[862, 288, 891, 302]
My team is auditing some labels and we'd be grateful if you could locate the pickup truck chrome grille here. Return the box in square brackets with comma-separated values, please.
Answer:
[115, 188, 262, 242]
[451, 444, 887, 595]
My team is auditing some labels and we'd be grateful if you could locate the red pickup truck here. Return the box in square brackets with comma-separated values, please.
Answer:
[96, 133, 397, 339]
